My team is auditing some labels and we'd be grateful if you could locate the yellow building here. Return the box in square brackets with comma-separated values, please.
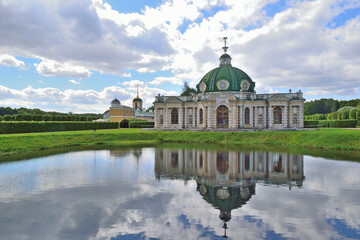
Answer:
[109, 98, 135, 122]
[108, 87, 155, 122]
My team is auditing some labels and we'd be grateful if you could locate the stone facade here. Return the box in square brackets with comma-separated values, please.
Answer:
[154, 40, 304, 130]
[154, 91, 304, 130]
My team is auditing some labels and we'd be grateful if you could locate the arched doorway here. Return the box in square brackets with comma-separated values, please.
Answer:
[217, 105, 229, 128]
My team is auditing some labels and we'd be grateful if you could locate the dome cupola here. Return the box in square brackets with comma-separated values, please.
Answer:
[196, 37, 255, 93]
[111, 98, 121, 107]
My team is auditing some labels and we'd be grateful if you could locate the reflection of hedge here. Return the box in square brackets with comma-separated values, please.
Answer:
[129, 121, 154, 128]
[304, 120, 357, 128]
[0, 121, 119, 134]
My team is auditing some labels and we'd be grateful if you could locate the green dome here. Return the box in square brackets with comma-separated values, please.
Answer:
[220, 53, 231, 59]
[196, 65, 255, 93]
[133, 97, 142, 102]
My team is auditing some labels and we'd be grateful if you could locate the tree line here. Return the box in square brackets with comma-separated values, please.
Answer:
[0, 106, 102, 121]
[304, 98, 360, 115]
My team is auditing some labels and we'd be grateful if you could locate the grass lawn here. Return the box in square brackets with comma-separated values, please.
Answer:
[0, 128, 359, 156]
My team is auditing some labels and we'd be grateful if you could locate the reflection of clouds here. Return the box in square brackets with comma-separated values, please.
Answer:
[0, 149, 359, 239]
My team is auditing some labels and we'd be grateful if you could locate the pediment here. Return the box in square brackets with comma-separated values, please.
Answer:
[268, 94, 289, 102]
[164, 96, 184, 103]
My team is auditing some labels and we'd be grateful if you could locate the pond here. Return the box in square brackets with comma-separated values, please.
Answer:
[0, 146, 359, 240]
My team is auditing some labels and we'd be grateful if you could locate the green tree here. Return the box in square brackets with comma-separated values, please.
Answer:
[341, 110, 350, 120]
[3, 114, 12, 121]
[15, 114, 24, 121]
[0, 116, 2, 121]
[349, 109, 357, 120]
[43, 115, 52, 121]
[180, 82, 197, 96]
[356, 109, 360, 120]
[24, 114, 32, 121]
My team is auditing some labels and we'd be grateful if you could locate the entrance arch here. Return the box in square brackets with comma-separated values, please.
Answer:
[216, 105, 229, 128]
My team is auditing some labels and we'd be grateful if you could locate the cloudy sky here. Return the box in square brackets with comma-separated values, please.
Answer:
[0, 0, 359, 113]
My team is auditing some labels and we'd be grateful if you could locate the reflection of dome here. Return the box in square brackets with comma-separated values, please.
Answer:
[111, 98, 121, 107]
[196, 46, 255, 93]
[196, 182, 255, 222]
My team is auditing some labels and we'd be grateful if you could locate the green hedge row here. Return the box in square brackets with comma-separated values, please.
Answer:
[129, 121, 154, 128]
[304, 120, 358, 128]
[0, 114, 95, 122]
[0, 121, 119, 134]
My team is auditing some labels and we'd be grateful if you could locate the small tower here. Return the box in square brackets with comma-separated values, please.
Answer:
[132, 85, 143, 110]
[219, 37, 232, 66]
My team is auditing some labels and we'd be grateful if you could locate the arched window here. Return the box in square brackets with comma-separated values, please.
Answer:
[245, 107, 250, 124]
[171, 109, 179, 124]
[159, 115, 163, 124]
[273, 107, 282, 124]
[199, 108, 203, 124]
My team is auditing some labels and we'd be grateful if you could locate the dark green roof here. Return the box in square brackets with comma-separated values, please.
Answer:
[220, 53, 231, 59]
[197, 66, 255, 93]
[133, 97, 142, 102]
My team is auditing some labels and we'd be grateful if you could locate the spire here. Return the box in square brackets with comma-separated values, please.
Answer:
[136, 85, 139, 98]
[219, 37, 231, 66]
[222, 37, 228, 53]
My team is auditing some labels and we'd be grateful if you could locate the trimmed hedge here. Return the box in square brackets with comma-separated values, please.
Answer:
[129, 121, 154, 128]
[0, 121, 119, 134]
[304, 120, 357, 128]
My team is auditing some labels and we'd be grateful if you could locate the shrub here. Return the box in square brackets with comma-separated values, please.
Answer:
[0, 121, 119, 134]
[349, 109, 357, 120]
[3, 115, 12, 121]
[15, 114, 24, 121]
[357, 109, 360, 120]
[43, 115, 52, 121]
[341, 110, 350, 120]
[304, 120, 357, 128]
[0, 116, 2, 121]
[24, 114, 32, 121]
[129, 121, 154, 128]
[52, 115, 62, 121]
[80, 116, 87, 121]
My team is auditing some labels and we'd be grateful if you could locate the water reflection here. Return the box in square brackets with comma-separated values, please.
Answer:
[155, 149, 304, 238]
[1, 147, 359, 239]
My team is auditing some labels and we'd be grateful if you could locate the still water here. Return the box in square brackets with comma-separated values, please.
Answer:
[0, 146, 359, 240]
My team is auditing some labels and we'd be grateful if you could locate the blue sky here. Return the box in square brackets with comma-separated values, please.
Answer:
[0, 0, 359, 113]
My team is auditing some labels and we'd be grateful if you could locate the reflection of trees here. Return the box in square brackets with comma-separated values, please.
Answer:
[155, 148, 305, 238]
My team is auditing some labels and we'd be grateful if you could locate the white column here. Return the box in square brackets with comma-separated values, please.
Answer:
[284, 105, 288, 128]
[179, 107, 183, 129]
[193, 107, 196, 128]
[207, 105, 211, 128]
[184, 107, 187, 128]
[232, 104, 236, 128]
[254, 106, 257, 127]
[164, 107, 168, 127]
[197, 107, 201, 127]
[154, 107, 158, 128]
[239, 105, 243, 128]
[269, 106, 273, 128]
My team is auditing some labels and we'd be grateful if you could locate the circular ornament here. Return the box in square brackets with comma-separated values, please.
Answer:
[241, 80, 250, 91]
[199, 81, 207, 92]
[217, 79, 230, 90]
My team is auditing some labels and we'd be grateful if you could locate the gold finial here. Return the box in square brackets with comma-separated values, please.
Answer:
[136, 85, 139, 98]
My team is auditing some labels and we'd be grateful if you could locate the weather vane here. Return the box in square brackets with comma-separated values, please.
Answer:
[222, 37, 228, 53]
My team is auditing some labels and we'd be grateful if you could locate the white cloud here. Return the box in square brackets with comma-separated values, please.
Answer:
[120, 72, 132, 78]
[69, 79, 80, 85]
[34, 59, 92, 78]
[0, 0, 360, 100]
[149, 76, 183, 86]
[0, 83, 175, 113]
[0, 54, 25, 69]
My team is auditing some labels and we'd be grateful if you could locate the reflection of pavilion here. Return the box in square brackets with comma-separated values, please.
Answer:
[155, 148, 304, 238]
